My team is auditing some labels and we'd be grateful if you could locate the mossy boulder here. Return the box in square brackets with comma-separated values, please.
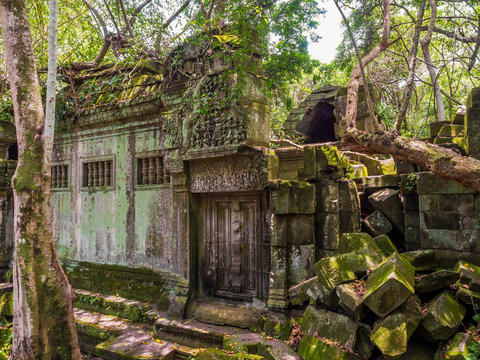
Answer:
[336, 282, 367, 320]
[300, 305, 372, 357]
[306, 277, 339, 309]
[288, 277, 316, 305]
[300, 306, 360, 349]
[298, 335, 363, 360]
[456, 286, 480, 306]
[337, 232, 382, 254]
[402, 250, 436, 272]
[454, 261, 480, 292]
[420, 291, 466, 341]
[368, 189, 405, 234]
[370, 295, 422, 357]
[196, 349, 264, 360]
[374, 234, 398, 257]
[438, 332, 480, 360]
[363, 253, 415, 318]
[415, 270, 459, 295]
[313, 255, 356, 292]
[262, 312, 292, 340]
[363, 211, 393, 237]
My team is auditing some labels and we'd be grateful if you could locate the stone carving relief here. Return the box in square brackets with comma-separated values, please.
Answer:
[190, 155, 268, 193]
[191, 77, 246, 149]
[163, 113, 181, 149]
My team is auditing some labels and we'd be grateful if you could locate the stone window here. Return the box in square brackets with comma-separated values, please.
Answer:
[82, 160, 113, 187]
[51, 164, 69, 188]
[136, 156, 170, 186]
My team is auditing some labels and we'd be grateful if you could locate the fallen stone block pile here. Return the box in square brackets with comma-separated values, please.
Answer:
[288, 233, 480, 359]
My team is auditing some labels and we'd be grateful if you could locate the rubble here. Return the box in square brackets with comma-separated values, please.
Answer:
[362, 252, 415, 317]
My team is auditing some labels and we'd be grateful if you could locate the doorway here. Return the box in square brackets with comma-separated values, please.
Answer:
[200, 193, 269, 301]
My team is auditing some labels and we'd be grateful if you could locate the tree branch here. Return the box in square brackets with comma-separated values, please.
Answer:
[394, 0, 426, 132]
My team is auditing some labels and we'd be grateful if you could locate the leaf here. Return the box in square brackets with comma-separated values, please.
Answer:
[213, 35, 241, 45]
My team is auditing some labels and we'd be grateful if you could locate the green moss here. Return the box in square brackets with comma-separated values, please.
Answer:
[62, 261, 174, 310]
[195, 348, 264, 360]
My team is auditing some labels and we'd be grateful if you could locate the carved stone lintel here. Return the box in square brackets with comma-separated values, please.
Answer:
[190, 155, 268, 193]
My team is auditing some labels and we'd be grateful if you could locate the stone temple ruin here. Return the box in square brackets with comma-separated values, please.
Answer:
[1, 38, 480, 359]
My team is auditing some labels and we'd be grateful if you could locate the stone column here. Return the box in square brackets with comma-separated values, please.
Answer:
[466, 87, 480, 159]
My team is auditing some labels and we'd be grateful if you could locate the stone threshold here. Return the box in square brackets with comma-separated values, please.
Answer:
[74, 290, 300, 359]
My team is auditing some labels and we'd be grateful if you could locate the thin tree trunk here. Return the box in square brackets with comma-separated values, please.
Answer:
[0, 0, 82, 358]
[394, 0, 426, 132]
[420, 0, 446, 122]
[342, 0, 480, 192]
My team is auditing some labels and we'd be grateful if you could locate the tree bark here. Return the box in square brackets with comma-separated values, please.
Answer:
[420, 0, 446, 123]
[0, 0, 82, 358]
[343, 0, 480, 193]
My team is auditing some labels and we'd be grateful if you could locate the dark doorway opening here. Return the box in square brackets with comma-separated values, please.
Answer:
[296, 101, 336, 143]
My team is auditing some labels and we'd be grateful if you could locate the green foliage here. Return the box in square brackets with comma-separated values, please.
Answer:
[0, 94, 14, 123]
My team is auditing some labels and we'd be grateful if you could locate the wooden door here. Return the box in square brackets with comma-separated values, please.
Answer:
[202, 194, 269, 300]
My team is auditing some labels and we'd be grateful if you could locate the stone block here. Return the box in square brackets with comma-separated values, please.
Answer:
[337, 232, 380, 254]
[270, 215, 287, 246]
[301, 306, 357, 347]
[287, 215, 314, 245]
[317, 180, 339, 213]
[395, 159, 418, 175]
[456, 286, 480, 306]
[374, 234, 398, 256]
[370, 295, 421, 357]
[306, 277, 339, 309]
[364, 174, 398, 192]
[270, 181, 315, 214]
[421, 211, 478, 231]
[289, 181, 315, 214]
[339, 211, 361, 234]
[313, 255, 356, 292]
[402, 249, 436, 271]
[454, 105, 466, 124]
[417, 172, 475, 195]
[421, 229, 480, 252]
[263, 312, 292, 340]
[298, 335, 362, 360]
[368, 189, 404, 234]
[363, 210, 393, 237]
[336, 282, 367, 320]
[363, 253, 415, 318]
[287, 245, 314, 285]
[466, 87, 480, 159]
[442, 332, 480, 360]
[404, 227, 421, 251]
[430, 121, 451, 137]
[437, 124, 464, 137]
[420, 291, 466, 341]
[415, 270, 459, 294]
[302, 145, 344, 180]
[288, 277, 316, 305]
[455, 261, 480, 292]
[338, 179, 361, 214]
[315, 212, 340, 251]
[270, 183, 290, 214]
[405, 212, 420, 228]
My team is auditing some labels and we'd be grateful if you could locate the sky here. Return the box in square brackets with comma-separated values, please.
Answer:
[309, 1, 346, 63]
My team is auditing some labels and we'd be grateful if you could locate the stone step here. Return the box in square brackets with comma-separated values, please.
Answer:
[75, 308, 199, 360]
[74, 289, 165, 323]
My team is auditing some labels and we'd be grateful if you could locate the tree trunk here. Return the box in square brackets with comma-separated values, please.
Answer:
[420, 0, 446, 122]
[394, 0, 426, 132]
[0, 0, 82, 358]
[342, 0, 480, 193]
